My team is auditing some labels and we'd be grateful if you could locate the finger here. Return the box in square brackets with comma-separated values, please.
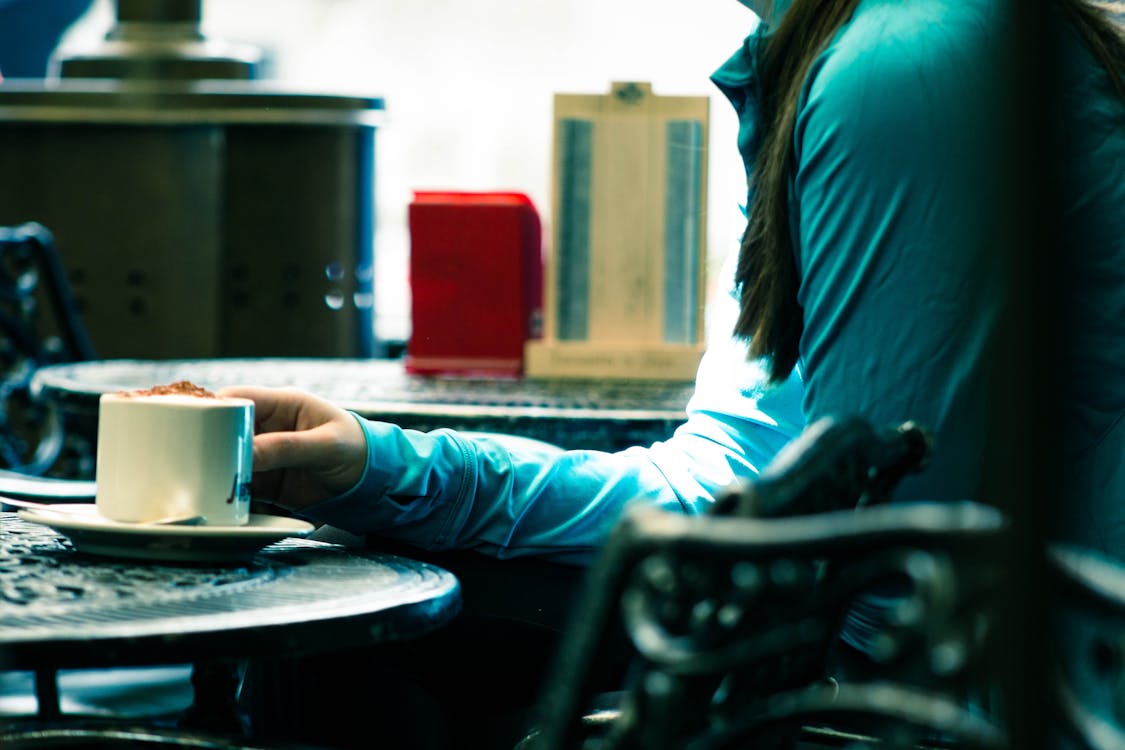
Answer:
[218, 385, 324, 433]
[217, 384, 284, 403]
[247, 467, 282, 502]
[252, 418, 365, 490]
[251, 426, 333, 473]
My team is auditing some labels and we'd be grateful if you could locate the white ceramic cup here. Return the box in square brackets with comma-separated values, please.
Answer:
[95, 391, 255, 526]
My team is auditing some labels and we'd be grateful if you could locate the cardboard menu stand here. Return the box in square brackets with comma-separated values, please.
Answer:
[525, 81, 709, 381]
[406, 191, 543, 377]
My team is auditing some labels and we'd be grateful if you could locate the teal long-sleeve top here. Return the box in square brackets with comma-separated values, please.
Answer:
[301, 0, 1125, 566]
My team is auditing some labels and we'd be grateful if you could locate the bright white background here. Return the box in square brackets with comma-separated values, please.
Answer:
[62, 0, 760, 344]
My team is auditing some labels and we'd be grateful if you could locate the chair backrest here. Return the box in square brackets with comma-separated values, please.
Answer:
[0, 222, 96, 475]
[526, 415, 1010, 750]
[1049, 543, 1125, 750]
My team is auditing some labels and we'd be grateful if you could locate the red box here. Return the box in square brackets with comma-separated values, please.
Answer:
[406, 191, 543, 377]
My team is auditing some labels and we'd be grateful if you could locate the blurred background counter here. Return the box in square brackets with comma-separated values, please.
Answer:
[0, 0, 385, 361]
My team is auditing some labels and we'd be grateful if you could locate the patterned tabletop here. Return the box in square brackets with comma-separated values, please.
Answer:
[0, 513, 461, 671]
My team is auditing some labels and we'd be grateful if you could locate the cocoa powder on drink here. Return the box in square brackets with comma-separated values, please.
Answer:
[123, 380, 218, 398]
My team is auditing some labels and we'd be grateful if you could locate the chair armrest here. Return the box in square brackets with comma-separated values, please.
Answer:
[531, 500, 1008, 750]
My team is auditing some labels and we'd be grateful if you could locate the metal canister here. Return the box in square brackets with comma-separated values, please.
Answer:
[0, 0, 385, 358]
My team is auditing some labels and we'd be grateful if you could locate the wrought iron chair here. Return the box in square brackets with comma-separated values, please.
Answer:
[0, 221, 97, 478]
[1049, 543, 1125, 750]
[520, 415, 1011, 750]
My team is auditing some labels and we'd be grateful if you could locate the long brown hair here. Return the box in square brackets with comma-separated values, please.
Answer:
[734, 0, 1125, 384]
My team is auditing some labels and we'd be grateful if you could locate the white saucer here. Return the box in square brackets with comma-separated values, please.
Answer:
[16, 504, 315, 564]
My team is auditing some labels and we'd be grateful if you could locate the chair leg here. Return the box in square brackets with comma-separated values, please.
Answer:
[34, 667, 60, 721]
[178, 659, 249, 736]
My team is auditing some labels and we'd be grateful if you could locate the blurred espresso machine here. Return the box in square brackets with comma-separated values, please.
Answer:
[0, 0, 385, 359]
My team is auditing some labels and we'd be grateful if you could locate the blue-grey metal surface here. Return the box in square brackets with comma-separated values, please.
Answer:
[31, 359, 694, 463]
[0, 513, 461, 671]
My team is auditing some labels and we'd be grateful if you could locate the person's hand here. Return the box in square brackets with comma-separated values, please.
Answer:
[217, 385, 367, 509]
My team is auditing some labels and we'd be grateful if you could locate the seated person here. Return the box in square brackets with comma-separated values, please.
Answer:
[225, 0, 1124, 577]
[223, 0, 1125, 747]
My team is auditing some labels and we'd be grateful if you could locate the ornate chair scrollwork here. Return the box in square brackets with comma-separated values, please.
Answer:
[523, 416, 1009, 750]
[1049, 543, 1125, 750]
[0, 222, 97, 478]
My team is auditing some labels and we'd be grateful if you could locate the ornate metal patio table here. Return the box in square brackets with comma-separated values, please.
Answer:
[0, 512, 461, 733]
